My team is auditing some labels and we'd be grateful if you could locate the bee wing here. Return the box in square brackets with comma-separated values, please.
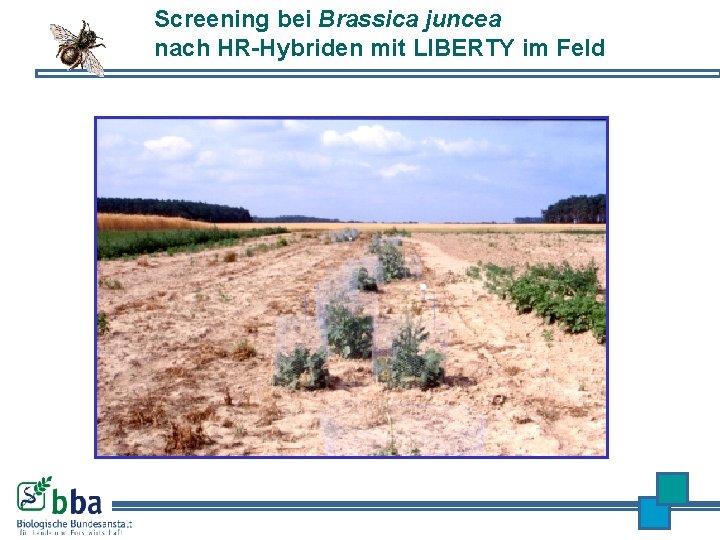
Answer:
[83, 50, 105, 77]
[50, 24, 77, 42]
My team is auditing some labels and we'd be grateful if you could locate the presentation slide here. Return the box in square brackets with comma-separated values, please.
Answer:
[5, 1, 719, 538]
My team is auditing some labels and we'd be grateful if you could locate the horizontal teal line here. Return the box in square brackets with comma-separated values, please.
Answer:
[112, 501, 638, 510]
[112, 508, 639, 512]
[111, 500, 720, 512]
[35, 68, 720, 79]
[35, 75, 720, 79]
[36, 68, 720, 73]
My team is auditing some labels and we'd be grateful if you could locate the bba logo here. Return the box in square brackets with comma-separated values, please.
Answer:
[16, 475, 102, 514]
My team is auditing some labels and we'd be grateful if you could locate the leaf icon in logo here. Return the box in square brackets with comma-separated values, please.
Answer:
[33, 476, 52, 496]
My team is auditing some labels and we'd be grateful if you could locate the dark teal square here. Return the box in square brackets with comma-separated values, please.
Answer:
[657, 472, 689, 505]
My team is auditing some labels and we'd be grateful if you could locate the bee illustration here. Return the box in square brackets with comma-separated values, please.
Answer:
[50, 20, 105, 77]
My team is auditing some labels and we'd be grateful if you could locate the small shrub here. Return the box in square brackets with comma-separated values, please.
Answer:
[99, 277, 123, 290]
[541, 328, 554, 348]
[379, 243, 410, 281]
[374, 437, 399, 456]
[375, 317, 444, 389]
[231, 339, 257, 360]
[465, 266, 481, 279]
[97, 312, 109, 335]
[223, 251, 238, 262]
[382, 227, 411, 238]
[245, 247, 254, 257]
[368, 235, 382, 254]
[332, 228, 359, 242]
[276, 237, 289, 248]
[325, 300, 373, 359]
[272, 347, 329, 390]
[352, 267, 378, 292]
[164, 422, 212, 454]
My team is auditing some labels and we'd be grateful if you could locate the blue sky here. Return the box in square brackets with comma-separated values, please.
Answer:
[96, 118, 606, 222]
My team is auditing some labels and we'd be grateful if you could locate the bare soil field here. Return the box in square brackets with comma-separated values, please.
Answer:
[97, 230, 606, 456]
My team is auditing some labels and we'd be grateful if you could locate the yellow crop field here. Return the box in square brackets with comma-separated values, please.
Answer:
[97, 213, 216, 231]
[97, 213, 606, 234]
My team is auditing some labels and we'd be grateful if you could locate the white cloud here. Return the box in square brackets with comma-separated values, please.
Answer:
[379, 163, 419, 178]
[423, 137, 491, 155]
[321, 125, 411, 150]
[282, 120, 307, 132]
[143, 136, 192, 159]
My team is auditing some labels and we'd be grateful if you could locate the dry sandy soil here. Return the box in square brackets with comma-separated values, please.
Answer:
[97, 230, 606, 457]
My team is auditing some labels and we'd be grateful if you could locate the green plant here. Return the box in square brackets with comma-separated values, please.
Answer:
[223, 251, 237, 262]
[332, 228, 360, 242]
[368, 235, 382, 254]
[276, 237, 288, 248]
[382, 227, 412, 238]
[483, 263, 515, 298]
[97, 312, 109, 335]
[483, 261, 606, 344]
[541, 328, 554, 347]
[98, 277, 123, 290]
[375, 316, 444, 389]
[375, 441, 399, 456]
[465, 265, 481, 279]
[272, 347, 329, 390]
[352, 267, 378, 292]
[97, 227, 287, 260]
[245, 247, 254, 257]
[379, 243, 410, 281]
[325, 300, 373, 359]
[375, 426, 399, 455]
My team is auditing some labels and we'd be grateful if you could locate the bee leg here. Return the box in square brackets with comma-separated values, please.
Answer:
[69, 56, 83, 70]
[89, 43, 106, 50]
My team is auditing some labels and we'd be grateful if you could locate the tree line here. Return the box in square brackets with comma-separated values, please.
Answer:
[97, 198, 252, 223]
[253, 215, 340, 223]
[542, 194, 606, 224]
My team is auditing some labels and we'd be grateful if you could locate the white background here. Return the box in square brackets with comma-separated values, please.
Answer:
[3, 1, 720, 538]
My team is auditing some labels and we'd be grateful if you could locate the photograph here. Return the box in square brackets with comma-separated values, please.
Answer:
[10, 1, 720, 536]
[95, 117, 607, 457]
